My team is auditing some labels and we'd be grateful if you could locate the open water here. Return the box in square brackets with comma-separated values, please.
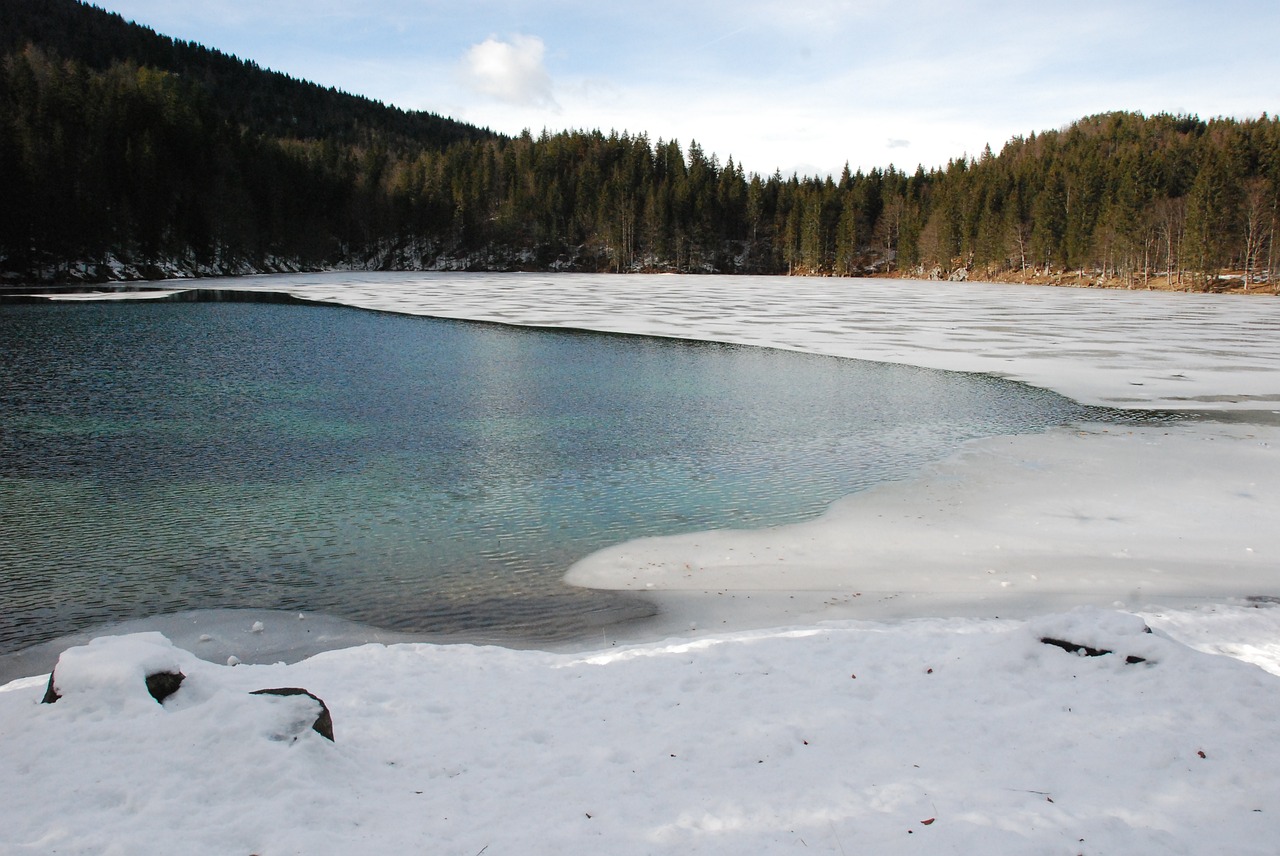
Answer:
[0, 300, 1130, 653]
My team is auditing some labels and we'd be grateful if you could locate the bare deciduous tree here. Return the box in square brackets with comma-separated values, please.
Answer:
[1154, 197, 1186, 288]
[874, 195, 905, 271]
[1241, 178, 1274, 290]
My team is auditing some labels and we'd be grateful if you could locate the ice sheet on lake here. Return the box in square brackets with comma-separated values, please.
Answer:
[198, 271, 1280, 412]
[568, 420, 1280, 611]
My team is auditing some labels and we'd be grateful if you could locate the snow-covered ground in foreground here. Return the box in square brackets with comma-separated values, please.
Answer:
[7, 609, 1280, 855]
[6, 272, 1280, 854]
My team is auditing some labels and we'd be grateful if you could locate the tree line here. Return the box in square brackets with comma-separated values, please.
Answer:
[2, 0, 1277, 289]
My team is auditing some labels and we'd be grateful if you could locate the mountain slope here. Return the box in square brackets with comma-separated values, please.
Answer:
[0, 0, 493, 150]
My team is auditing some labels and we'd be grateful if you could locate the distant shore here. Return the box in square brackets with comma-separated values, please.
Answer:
[878, 267, 1278, 295]
[4, 264, 1277, 296]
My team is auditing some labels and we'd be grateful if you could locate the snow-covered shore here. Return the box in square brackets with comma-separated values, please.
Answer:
[7, 608, 1280, 855]
[4, 273, 1280, 854]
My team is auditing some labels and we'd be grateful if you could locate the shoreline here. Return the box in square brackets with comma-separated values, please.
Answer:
[4, 264, 1278, 300]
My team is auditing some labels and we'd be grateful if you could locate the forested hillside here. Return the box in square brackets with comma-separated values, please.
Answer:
[0, 0, 495, 282]
[2, 0, 1277, 289]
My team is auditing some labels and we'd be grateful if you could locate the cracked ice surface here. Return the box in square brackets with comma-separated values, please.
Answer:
[199, 271, 1280, 412]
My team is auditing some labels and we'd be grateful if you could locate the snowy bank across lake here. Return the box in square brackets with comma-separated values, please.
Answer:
[5, 273, 1280, 854]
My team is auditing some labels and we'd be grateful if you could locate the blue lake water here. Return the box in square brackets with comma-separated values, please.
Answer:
[0, 300, 1136, 653]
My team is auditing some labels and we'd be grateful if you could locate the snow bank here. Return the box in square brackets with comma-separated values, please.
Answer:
[5, 611, 1280, 855]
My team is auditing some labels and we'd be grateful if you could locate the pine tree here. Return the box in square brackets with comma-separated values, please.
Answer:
[1184, 148, 1231, 289]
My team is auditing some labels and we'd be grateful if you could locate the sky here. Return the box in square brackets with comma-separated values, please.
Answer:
[91, 0, 1280, 179]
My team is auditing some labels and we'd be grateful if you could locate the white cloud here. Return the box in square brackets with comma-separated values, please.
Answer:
[460, 35, 557, 109]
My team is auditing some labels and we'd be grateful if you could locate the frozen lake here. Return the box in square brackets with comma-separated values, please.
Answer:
[0, 296, 1141, 656]
[5, 273, 1280, 856]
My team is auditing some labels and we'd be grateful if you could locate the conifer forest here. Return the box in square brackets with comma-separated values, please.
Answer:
[2, 0, 1277, 289]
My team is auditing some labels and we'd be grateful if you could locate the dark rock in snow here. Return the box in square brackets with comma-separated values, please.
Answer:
[1040, 637, 1148, 665]
[145, 671, 185, 703]
[1040, 636, 1113, 657]
[40, 673, 59, 704]
[40, 667, 185, 704]
[250, 687, 335, 741]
